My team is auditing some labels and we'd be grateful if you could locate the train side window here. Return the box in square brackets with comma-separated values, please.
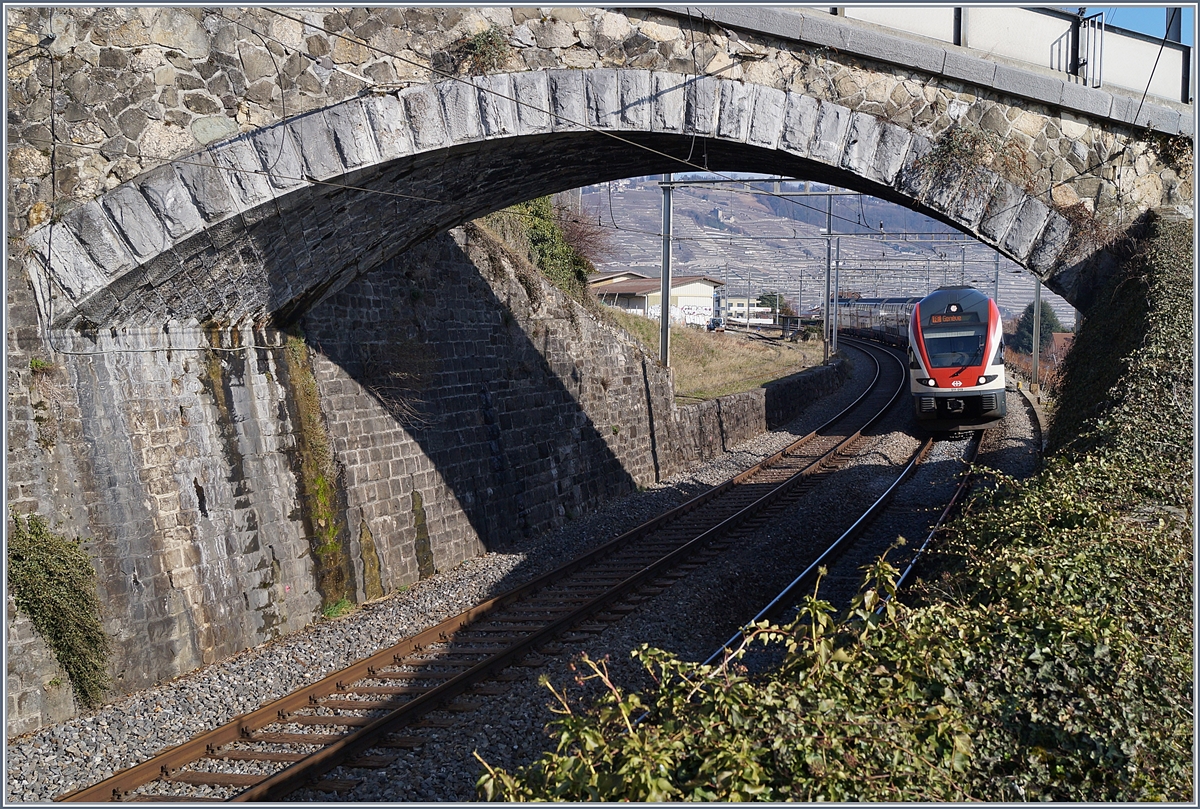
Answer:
[908, 347, 920, 369]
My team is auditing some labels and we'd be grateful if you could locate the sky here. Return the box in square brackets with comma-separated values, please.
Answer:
[1082, 6, 1195, 45]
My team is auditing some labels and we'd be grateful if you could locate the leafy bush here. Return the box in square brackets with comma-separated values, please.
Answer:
[7, 513, 110, 707]
[483, 197, 596, 306]
[475, 215, 1192, 801]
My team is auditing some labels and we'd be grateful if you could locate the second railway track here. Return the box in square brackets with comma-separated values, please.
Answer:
[59, 339, 916, 802]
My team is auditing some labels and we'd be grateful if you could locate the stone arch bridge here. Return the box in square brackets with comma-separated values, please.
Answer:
[9, 5, 1193, 327]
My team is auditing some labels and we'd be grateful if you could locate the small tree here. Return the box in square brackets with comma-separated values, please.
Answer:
[757, 292, 796, 317]
[1011, 300, 1064, 354]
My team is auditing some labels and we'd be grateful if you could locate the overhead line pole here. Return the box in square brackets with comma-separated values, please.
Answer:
[824, 193, 833, 363]
[660, 173, 673, 367]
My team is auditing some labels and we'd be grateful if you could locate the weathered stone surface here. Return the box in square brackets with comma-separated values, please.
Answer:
[684, 74, 719, 136]
[208, 136, 274, 212]
[717, 80, 754, 142]
[439, 78, 484, 143]
[149, 8, 210, 60]
[979, 180, 1027, 244]
[26, 223, 110, 302]
[618, 69, 652, 130]
[62, 200, 136, 276]
[809, 100, 852, 166]
[361, 93, 413, 160]
[869, 120, 911, 184]
[1001, 196, 1052, 260]
[103, 185, 169, 260]
[190, 115, 238, 145]
[512, 70, 552, 134]
[400, 85, 449, 149]
[249, 123, 306, 193]
[894, 132, 934, 199]
[324, 99, 381, 169]
[288, 111, 344, 182]
[585, 68, 620, 129]
[476, 73, 517, 138]
[549, 70, 586, 131]
[650, 71, 685, 133]
[747, 85, 786, 149]
[779, 92, 820, 157]
[1029, 210, 1072, 274]
[841, 112, 882, 177]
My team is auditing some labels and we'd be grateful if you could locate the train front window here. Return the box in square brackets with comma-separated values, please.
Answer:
[924, 327, 986, 367]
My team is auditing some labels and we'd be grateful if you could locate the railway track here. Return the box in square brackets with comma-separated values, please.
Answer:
[59, 339, 906, 803]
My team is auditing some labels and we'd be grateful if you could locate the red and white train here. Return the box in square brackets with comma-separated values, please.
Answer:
[837, 286, 1007, 429]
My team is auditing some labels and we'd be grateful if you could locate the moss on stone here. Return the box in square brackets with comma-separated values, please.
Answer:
[280, 328, 354, 612]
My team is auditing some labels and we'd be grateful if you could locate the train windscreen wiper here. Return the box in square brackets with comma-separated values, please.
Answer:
[950, 345, 983, 377]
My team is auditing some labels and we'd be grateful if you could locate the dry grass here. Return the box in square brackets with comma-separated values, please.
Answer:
[609, 310, 826, 402]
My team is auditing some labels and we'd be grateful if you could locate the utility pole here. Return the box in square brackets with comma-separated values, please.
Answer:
[823, 192, 833, 362]
[660, 173, 673, 367]
[739, 264, 748, 326]
[1031, 276, 1042, 398]
[832, 237, 841, 355]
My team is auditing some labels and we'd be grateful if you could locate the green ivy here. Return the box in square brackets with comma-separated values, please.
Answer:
[7, 512, 110, 708]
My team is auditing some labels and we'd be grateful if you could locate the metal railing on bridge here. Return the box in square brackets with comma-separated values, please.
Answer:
[834, 6, 1192, 104]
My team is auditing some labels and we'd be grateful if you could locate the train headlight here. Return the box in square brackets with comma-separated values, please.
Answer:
[916, 378, 937, 387]
[977, 375, 998, 385]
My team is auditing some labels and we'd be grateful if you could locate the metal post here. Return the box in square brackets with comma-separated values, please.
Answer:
[993, 251, 1000, 301]
[960, 247, 966, 285]
[832, 236, 841, 355]
[1031, 276, 1042, 397]
[823, 192, 832, 362]
[660, 173, 672, 367]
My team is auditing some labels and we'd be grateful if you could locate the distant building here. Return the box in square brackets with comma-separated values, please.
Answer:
[722, 296, 775, 326]
[588, 271, 651, 287]
[1047, 332, 1075, 364]
[589, 274, 724, 325]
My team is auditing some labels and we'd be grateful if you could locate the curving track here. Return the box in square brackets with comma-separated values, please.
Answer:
[59, 340, 910, 803]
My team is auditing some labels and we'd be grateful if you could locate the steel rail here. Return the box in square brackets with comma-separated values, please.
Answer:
[58, 341, 902, 803]
[703, 427, 935, 666]
[890, 429, 985, 594]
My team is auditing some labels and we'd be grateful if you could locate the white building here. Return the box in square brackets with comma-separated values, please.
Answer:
[589, 274, 724, 325]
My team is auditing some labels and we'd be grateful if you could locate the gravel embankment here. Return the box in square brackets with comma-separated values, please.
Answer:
[6, 350, 1040, 803]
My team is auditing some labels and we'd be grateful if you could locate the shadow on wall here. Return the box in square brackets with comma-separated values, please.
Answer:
[299, 226, 654, 597]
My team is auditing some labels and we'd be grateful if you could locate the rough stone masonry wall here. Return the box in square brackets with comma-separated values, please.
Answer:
[5, 219, 845, 737]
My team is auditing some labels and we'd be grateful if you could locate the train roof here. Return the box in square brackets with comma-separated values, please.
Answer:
[918, 286, 992, 307]
[836, 297, 922, 304]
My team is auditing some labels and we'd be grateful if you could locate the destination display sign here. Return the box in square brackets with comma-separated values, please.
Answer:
[929, 312, 980, 324]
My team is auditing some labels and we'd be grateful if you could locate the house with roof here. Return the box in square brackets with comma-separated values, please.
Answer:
[589, 274, 724, 325]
